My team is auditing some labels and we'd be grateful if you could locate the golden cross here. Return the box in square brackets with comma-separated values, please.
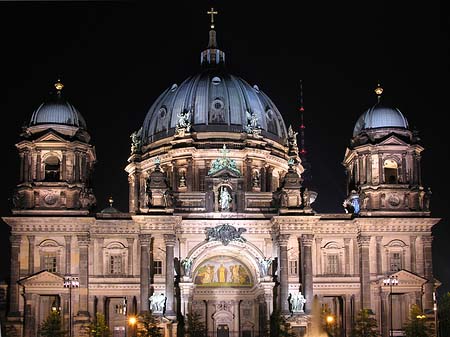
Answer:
[207, 7, 218, 28]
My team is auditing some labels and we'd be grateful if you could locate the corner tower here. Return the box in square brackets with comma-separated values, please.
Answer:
[12, 80, 96, 215]
[343, 84, 431, 216]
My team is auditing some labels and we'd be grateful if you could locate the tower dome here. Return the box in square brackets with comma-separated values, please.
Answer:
[353, 103, 409, 137]
[141, 69, 287, 145]
[29, 80, 87, 129]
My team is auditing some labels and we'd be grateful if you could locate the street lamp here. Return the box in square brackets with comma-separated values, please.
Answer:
[383, 275, 399, 337]
[63, 276, 79, 337]
[325, 314, 335, 336]
[128, 315, 137, 337]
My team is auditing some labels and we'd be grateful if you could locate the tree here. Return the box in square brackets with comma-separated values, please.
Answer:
[403, 304, 430, 337]
[87, 312, 111, 337]
[137, 312, 163, 337]
[270, 310, 296, 337]
[185, 312, 206, 337]
[438, 292, 450, 337]
[351, 309, 380, 337]
[38, 310, 65, 337]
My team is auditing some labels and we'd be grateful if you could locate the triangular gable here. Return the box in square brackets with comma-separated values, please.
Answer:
[18, 270, 65, 288]
[34, 131, 68, 143]
[374, 269, 427, 288]
[378, 135, 408, 146]
[208, 167, 241, 178]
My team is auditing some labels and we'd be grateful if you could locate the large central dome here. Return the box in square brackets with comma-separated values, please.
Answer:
[141, 69, 287, 145]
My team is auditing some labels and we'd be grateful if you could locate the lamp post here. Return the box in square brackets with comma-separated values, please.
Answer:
[383, 275, 399, 337]
[63, 276, 79, 337]
[128, 315, 137, 337]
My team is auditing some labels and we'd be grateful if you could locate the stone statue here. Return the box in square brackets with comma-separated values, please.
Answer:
[244, 110, 260, 134]
[130, 127, 142, 154]
[343, 190, 360, 214]
[175, 109, 192, 134]
[149, 293, 166, 313]
[163, 188, 174, 208]
[303, 188, 311, 208]
[290, 292, 306, 313]
[258, 257, 274, 277]
[418, 186, 426, 210]
[181, 257, 195, 277]
[219, 187, 232, 211]
[424, 187, 432, 211]
[288, 125, 298, 147]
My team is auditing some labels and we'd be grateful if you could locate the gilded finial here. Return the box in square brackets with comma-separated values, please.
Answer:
[54, 79, 64, 92]
[207, 7, 218, 29]
[108, 196, 114, 207]
[375, 83, 383, 103]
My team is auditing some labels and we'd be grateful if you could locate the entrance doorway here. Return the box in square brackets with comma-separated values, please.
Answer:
[217, 324, 230, 337]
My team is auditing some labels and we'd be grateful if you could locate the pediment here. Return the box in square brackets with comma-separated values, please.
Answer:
[375, 269, 427, 288]
[208, 167, 241, 179]
[35, 131, 68, 143]
[378, 135, 408, 146]
[18, 270, 65, 287]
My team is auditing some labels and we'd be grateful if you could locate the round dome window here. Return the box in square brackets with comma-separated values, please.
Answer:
[159, 107, 167, 118]
[211, 76, 221, 85]
[212, 99, 224, 110]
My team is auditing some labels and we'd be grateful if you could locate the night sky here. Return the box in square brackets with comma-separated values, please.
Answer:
[0, 1, 448, 296]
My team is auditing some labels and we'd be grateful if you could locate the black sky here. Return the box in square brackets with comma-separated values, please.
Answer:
[0, 1, 448, 295]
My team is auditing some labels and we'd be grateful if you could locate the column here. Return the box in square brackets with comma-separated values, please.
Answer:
[139, 234, 151, 312]
[266, 166, 273, 192]
[410, 236, 416, 273]
[127, 238, 134, 276]
[24, 151, 30, 182]
[36, 153, 41, 181]
[74, 151, 80, 182]
[358, 235, 371, 309]
[301, 234, 314, 313]
[64, 235, 72, 275]
[277, 234, 290, 314]
[61, 293, 70, 333]
[23, 293, 36, 337]
[77, 234, 90, 315]
[8, 234, 22, 315]
[27, 235, 35, 275]
[401, 153, 407, 183]
[97, 238, 104, 275]
[187, 158, 193, 192]
[378, 153, 383, 184]
[245, 159, 252, 191]
[19, 152, 25, 182]
[376, 236, 383, 275]
[164, 234, 176, 316]
[344, 238, 351, 276]
[315, 237, 322, 276]
[381, 292, 389, 337]
[61, 150, 67, 181]
[260, 165, 266, 192]
[344, 295, 352, 337]
[422, 236, 434, 310]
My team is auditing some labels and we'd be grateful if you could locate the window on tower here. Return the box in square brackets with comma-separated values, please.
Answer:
[44, 155, 61, 182]
[383, 159, 399, 184]
[289, 260, 298, 275]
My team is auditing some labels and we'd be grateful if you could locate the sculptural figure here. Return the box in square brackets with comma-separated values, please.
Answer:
[219, 187, 232, 211]
[149, 293, 166, 313]
[290, 292, 306, 313]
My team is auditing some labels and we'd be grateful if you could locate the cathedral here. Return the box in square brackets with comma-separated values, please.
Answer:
[2, 9, 440, 337]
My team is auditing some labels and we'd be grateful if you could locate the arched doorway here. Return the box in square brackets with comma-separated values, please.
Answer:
[182, 241, 272, 337]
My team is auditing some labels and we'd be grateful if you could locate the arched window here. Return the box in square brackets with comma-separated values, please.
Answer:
[104, 242, 127, 276]
[39, 239, 63, 273]
[44, 156, 60, 182]
[385, 240, 407, 272]
[323, 242, 343, 275]
[383, 159, 398, 184]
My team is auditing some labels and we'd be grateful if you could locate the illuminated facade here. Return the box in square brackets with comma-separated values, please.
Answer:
[2, 12, 439, 337]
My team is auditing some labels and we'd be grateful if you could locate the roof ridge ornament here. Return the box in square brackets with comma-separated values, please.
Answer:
[54, 78, 64, 98]
[200, 7, 225, 66]
[375, 82, 383, 103]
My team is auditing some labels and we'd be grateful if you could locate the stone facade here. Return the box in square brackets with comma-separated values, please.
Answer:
[1, 25, 440, 337]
